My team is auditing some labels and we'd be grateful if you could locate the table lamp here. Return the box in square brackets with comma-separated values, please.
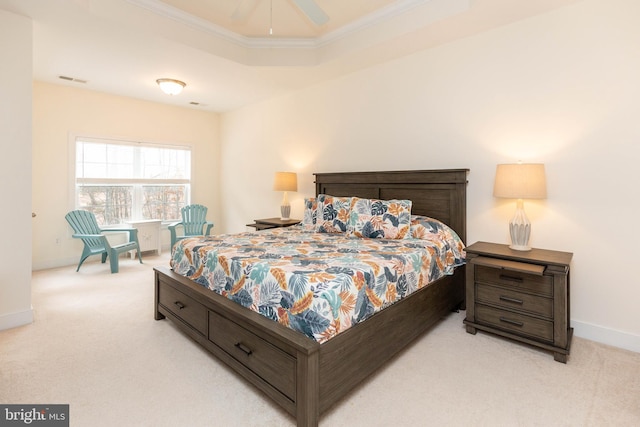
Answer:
[493, 163, 547, 251]
[273, 172, 297, 220]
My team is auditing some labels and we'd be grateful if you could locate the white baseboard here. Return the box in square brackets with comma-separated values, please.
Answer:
[32, 256, 78, 271]
[573, 320, 640, 354]
[0, 308, 33, 331]
[33, 250, 169, 271]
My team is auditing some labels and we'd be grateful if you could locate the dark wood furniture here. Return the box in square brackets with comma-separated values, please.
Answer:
[463, 241, 573, 363]
[154, 169, 468, 426]
[246, 217, 301, 230]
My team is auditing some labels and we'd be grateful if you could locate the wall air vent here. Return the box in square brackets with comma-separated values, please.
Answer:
[58, 75, 88, 84]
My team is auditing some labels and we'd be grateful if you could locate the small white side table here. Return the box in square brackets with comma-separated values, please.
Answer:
[126, 219, 162, 258]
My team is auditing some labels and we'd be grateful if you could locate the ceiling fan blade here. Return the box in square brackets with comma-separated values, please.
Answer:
[292, 0, 329, 26]
[231, 0, 259, 22]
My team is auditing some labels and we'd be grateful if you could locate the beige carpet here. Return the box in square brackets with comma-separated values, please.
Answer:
[1, 253, 639, 426]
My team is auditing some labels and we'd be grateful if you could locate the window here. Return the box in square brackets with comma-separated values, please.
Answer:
[75, 137, 191, 226]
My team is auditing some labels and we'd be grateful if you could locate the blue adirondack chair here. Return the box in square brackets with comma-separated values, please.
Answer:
[65, 210, 143, 273]
[168, 204, 214, 250]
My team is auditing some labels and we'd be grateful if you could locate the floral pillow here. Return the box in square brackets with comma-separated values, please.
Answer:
[315, 194, 351, 233]
[347, 197, 412, 239]
[301, 197, 318, 229]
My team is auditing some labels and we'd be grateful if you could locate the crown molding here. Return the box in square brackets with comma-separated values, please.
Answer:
[126, 0, 253, 45]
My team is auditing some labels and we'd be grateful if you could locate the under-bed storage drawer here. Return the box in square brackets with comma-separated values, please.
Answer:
[158, 281, 208, 335]
[208, 310, 296, 401]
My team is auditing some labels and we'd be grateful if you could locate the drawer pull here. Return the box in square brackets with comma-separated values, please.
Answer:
[499, 317, 524, 327]
[499, 296, 524, 305]
[174, 301, 185, 310]
[499, 274, 523, 283]
[234, 342, 253, 356]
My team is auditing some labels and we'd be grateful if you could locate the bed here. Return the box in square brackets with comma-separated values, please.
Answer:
[154, 169, 468, 427]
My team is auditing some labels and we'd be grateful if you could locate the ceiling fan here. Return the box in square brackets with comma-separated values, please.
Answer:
[231, 0, 329, 26]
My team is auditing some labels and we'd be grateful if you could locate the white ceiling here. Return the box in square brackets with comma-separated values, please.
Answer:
[0, 0, 582, 112]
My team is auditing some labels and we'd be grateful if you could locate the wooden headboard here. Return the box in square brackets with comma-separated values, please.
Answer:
[314, 169, 468, 243]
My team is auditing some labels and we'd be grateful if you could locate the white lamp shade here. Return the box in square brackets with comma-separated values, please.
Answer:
[156, 78, 186, 95]
[493, 163, 547, 199]
[273, 172, 298, 192]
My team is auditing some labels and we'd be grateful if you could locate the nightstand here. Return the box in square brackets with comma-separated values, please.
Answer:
[246, 217, 300, 230]
[463, 241, 573, 363]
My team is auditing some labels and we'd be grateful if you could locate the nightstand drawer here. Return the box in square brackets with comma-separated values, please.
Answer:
[476, 304, 553, 342]
[475, 264, 552, 297]
[476, 283, 553, 318]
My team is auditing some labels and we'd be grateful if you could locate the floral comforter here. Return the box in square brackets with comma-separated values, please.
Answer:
[170, 223, 465, 344]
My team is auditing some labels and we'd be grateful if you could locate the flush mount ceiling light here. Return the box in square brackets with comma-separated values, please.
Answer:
[156, 78, 186, 95]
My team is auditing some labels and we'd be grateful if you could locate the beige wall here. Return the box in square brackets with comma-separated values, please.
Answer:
[0, 11, 33, 330]
[32, 82, 220, 270]
[220, 0, 640, 351]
